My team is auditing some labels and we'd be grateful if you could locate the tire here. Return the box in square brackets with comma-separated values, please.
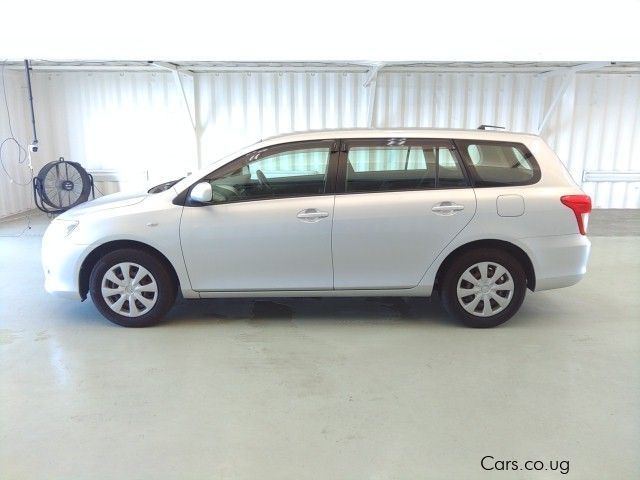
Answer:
[89, 248, 176, 327]
[440, 248, 527, 328]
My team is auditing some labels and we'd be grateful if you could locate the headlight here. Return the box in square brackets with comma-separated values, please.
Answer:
[51, 219, 79, 237]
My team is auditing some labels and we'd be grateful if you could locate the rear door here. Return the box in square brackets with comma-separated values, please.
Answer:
[331, 138, 476, 290]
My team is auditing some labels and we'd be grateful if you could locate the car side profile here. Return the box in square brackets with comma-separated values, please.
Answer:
[42, 128, 592, 328]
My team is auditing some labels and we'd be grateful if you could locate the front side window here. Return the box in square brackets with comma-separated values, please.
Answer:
[461, 142, 540, 186]
[207, 144, 331, 203]
[344, 142, 467, 193]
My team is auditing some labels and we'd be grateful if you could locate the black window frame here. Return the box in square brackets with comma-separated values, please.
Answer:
[175, 140, 340, 206]
[174, 137, 542, 206]
[453, 139, 541, 187]
[335, 138, 471, 194]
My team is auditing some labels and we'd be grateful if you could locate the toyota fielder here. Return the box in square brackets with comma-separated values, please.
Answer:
[42, 129, 592, 328]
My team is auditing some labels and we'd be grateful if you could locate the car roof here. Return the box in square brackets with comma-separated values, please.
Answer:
[259, 127, 539, 144]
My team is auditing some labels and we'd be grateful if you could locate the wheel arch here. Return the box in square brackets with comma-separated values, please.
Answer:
[79, 240, 180, 300]
[433, 239, 536, 293]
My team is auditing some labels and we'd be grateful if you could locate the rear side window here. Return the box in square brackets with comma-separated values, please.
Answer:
[459, 141, 540, 187]
[344, 142, 468, 193]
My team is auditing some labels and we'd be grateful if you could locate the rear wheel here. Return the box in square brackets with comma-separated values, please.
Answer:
[440, 248, 527, 328]
[89, 248, 176, 327]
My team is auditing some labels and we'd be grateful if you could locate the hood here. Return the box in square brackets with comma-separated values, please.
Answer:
[58, 190, 148, 219]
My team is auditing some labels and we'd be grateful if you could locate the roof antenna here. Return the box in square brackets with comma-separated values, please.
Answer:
[478, 124, 505, 130]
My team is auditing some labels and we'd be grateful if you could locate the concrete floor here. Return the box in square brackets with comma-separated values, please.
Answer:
[0, 210, 639, 479]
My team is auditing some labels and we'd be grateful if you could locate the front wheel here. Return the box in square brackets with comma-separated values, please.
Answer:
[440, 248, 527, 328]
[89, 248, 176, 327]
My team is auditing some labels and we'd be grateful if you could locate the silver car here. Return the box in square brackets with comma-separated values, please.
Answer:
[42, 129, 592, 328]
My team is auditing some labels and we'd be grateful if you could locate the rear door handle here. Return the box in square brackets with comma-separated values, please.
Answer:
[297, 208, 329, 222]
[432, 202, 465, 215]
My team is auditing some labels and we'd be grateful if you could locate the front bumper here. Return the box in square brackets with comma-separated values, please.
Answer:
[41, 226, 87, 301]
[520, 233, 591, 291]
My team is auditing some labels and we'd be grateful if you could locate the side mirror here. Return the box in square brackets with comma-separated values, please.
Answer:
[189, 182, 213, 203]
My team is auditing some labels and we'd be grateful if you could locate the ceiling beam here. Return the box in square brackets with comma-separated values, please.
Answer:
[150, 62, 200, 168]
[537, 73, 574, 134]
[536, 62, 612, 78]
[363, 62, 385, 87]
[150, 62, 196, 132]
[5, 61, 639, 75]
[362, 63, 386, 128]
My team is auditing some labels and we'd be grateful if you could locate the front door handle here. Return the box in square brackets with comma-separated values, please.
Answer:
[297, 208, 329, 222]
[432, 202, 465, 216]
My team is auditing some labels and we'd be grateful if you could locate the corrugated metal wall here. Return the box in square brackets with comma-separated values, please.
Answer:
[197, 69, 639, 207]
[373, 72, 545, 132]
[34, 71, 197, 198]
[196, 71, 370, 164]
[0, 70, 36, 218]
[542, 73, 640, 208]
[1, 68, 638, 217]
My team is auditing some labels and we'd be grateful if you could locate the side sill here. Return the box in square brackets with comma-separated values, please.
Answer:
[196, 286, 431, 298]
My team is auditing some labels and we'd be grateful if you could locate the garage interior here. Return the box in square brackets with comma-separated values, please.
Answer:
[1, 61, 639, 478]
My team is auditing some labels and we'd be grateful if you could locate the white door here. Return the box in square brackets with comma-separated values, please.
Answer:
[332, 139, 477, 289]
[180, 141, 337, 291]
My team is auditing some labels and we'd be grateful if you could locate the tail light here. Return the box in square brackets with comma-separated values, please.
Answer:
[561, 195, 592, 235]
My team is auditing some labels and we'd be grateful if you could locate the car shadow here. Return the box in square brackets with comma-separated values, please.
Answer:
[162, 295, 456, 328]
[51, 292, 566, 330]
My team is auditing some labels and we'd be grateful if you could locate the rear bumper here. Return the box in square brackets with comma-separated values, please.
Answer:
[520, 234, 591, 291]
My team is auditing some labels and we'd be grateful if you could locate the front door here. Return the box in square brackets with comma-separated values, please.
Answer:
[180, 140, 337, 291]
[331, 138, 477, 289]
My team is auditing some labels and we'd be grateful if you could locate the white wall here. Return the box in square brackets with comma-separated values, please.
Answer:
[197, 71, 370, 164]
[196, 70, 640, 207]
[0, 70, 38, 218]
[33, 71, 198, 196]
[1, 67, 639, 218]
[543, 73, 640, 208]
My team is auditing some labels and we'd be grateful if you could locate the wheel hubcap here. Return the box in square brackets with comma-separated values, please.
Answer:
[101, 262, 158, 317]
[456, 261, 514, 317]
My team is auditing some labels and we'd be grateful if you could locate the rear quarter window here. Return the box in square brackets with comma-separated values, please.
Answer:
[457, 141, 540, 187]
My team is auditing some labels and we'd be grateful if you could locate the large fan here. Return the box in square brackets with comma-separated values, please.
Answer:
[33, 157, 94, 214]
